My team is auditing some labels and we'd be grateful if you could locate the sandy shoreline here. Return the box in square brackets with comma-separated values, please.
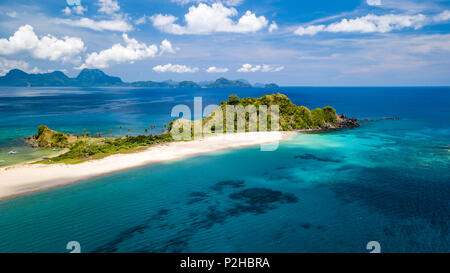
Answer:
[0, 131, 294, 201]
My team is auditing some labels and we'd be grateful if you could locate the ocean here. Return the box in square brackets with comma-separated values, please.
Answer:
[0, 86, 448, 252]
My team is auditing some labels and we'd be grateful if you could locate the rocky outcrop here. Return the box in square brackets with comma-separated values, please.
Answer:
[335, 114, 360, 129]
[316, 114, 360, 131]
[358, 117, 400, 122]
[24, 125, 77, 148]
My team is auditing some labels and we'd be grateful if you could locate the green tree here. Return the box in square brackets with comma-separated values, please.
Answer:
[227, 94, 240, 105]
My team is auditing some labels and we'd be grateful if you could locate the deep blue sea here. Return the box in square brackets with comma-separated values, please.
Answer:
[0, 87, 449, 253]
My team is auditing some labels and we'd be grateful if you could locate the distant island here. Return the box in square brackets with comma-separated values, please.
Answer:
[0, 68, 279, 89]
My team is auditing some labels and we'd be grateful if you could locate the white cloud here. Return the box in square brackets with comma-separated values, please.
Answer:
[326, 14, 426, 33]
[153, 64, 199, 73]
[56, 17, 133, 32]
[170, 0, 244, 6]
[67, 0, 82, 5]
[268, 21, 278, 33]
[97, 0, 120, 15]
[294, 25, 325, 36]
[159, 39, 177, 54]
[223, 0, 244, 6]
[81, 34, 166, 69]
[59, 1, 129, 32]
[72, 6, 87, 15]
[310, 34, 450, 78]
[206, 66, 229, 73]
[62, 5, 87, 15]
[434, 10, 450, 22]
[62, 7, 72, 16]
[151, 3, 268, 35]
[237, 64, 284, 72]
[6, 11, 17, 18]
[262, 64, 284, 72]
[237, 64, 260, 72]
[0, 57, 40, 75]
[367, 0, 382, 6]
[0, 25, 85, 62]
[294, 13, 427, 36]
[170, 0, 193, 5]
[75, 5, 87, 15]
[134, 16, 147, 25]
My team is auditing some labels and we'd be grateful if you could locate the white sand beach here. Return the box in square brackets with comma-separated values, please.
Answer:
[0, 131, 294, 201]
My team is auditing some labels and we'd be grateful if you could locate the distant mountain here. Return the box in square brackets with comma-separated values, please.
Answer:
[177, 81, 201, 88]
[129, 81, 172, 88]
[205, 77, 252, 88]
[75, 69, 122, 86]
[237, 79, 251, 85]
[163, 80, 177, 85]
[0, 69, 73, 86]
[0, 69, 120, 87]
[264, 83, 279, 89]
[0, 69, 279, 88]
[198, 80, 214, 87]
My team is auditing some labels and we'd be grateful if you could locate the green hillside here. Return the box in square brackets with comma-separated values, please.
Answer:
[28, 94, 358, 164]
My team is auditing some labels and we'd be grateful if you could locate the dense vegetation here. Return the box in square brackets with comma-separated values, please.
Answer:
[51, 134, 173, 163]
[30, 125, 173, 164]
[222, 93, 339, 130]
[169, 93, 342, 134]
[30, 94, 355, 164]
[205, 78, 252, 88]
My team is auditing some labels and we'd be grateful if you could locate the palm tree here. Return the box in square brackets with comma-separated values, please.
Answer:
[145, 129, 149, 134]
[86, 132, 91, 137]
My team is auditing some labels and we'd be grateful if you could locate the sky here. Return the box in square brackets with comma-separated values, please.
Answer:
[0, 0, 449, 86]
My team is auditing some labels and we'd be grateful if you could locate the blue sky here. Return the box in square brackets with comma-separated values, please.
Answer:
[0, 0, 449, 85]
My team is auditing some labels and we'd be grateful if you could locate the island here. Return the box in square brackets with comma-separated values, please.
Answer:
[0, 94, 359, 200]
[0, 69, 277, 88]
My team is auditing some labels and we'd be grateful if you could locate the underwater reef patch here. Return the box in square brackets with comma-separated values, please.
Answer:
[330, 166, 450, 232]
[294, 153, 342, 163]
[210, 180, 246, 192]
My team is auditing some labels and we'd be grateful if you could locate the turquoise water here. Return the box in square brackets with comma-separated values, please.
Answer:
[0, 87, 449, 252]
